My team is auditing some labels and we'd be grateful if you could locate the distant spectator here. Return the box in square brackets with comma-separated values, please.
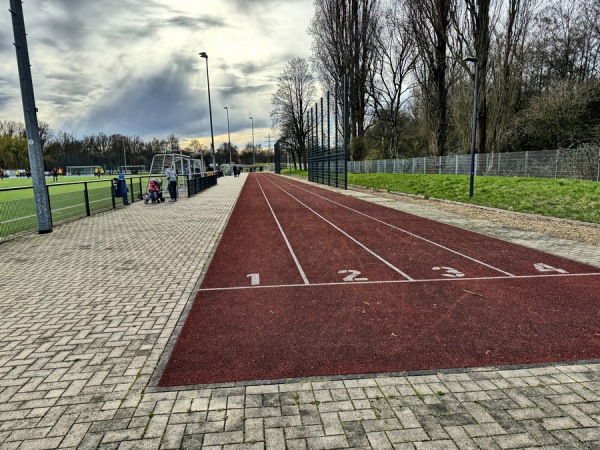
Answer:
[52, 167, 58, 182]
[116, 174, 129, 205]
[165, 166, 178, 201]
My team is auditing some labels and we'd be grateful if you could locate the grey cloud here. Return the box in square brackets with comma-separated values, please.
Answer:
[229, 0, 306, 12]
[70, 56, 207, 138]
[0, 91, 12, 105]
[163, 15, 226, 30]
[0, 29, 11, 53]
[28, 2, 219, 52]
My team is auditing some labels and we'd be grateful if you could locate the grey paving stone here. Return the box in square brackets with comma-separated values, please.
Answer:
[341, 421, 369, 448]
[1, 175, 599, 450]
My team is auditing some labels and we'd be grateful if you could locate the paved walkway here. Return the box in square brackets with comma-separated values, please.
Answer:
[0, 173, 598, 450]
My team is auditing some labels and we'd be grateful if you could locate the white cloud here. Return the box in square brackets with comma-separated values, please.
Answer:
[0, 0, 314, 149]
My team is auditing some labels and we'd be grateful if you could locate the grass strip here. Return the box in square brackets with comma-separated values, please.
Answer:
[283, 171, 600, 224]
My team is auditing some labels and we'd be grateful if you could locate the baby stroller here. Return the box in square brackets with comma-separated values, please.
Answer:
[144, 178, 165, 204]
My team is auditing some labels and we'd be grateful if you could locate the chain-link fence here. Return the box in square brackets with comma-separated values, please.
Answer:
[348, 147, 600, 181]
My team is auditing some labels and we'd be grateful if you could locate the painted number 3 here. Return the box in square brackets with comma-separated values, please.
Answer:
[338, 270, 368, 282]
[432, 266, 465, 278]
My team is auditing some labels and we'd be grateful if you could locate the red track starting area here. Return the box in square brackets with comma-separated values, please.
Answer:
[159, 173, 600, 387]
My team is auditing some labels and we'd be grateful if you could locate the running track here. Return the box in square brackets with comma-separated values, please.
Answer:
[159, 173, 600, 386]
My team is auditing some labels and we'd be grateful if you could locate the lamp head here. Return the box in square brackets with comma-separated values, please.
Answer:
[464, 56, 477, 63]
[199, 52, 208, 59]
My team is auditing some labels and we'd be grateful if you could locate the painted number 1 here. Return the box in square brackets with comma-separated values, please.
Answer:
[246, 273, 260, 286]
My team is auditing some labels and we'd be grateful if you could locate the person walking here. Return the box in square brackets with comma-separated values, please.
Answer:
[117, 174, 130, 205]
[165, 166, 178, 201]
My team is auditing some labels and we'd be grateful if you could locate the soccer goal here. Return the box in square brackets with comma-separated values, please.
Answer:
[66, 166, 101, 176]
[147, 153, 207, 194]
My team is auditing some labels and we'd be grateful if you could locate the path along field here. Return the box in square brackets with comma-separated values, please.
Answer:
[159, 173, 600, 387]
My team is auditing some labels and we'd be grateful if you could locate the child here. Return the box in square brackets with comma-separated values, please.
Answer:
[146, 178, 160, 203]
[117, 174, 129, 205]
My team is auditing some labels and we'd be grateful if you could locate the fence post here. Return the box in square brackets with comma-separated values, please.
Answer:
[46, 184, 54, 226]
[84, 182, 91, 216]
[525, 151, 529, 177]
[111, 181, 116, 209]
[129, 178, 134, 203]
[455, 155, 458, 175]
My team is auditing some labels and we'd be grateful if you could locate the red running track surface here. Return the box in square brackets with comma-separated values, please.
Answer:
[159, 173, 600, 386]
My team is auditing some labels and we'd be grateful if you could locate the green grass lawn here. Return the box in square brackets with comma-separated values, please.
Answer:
[0, 176, 152, 238]
[283, 171, 600, 224]
[0, 176, 118, 200]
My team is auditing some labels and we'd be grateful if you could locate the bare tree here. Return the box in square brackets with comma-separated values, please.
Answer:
[309, 0, 380, 160]
[524, 0, 600, 94]
[166, 134, 179, 153]
[451, 0, 497, 154]
[406, 0, 452, 156]
[487, 0, 537, 153]
[368, 1, 417, 158]
[38, 121, 53, 152]
[0, 120, 25, 137]
[271, 57, 316, 170]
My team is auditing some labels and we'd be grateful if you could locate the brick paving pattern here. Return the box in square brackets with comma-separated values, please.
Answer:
[0, 173, 598, 449]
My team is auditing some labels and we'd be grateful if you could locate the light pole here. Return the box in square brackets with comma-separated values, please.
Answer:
[464, 56, 479, 198]
[122, 138, 127, 173]
[224, 106, 232, 164]
[249, 116, 255, 165]
[199, 52, 216, 172]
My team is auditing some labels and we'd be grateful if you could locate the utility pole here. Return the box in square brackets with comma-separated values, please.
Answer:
[9, 0, 52, 233]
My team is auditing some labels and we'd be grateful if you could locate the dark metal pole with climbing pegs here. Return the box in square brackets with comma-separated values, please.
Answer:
[9, 0, 52, 233]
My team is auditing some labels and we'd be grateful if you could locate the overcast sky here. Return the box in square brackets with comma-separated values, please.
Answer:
[0, 0, 314, 150]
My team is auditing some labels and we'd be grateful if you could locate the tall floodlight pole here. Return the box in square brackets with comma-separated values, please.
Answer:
[9, 0, 52, 233]
[249, 116, 255, 165]
[122, 138, 127, 173]
[224, 106, 232, 164]
[465, 56, 479, 198]
[199, 52, 216, 171]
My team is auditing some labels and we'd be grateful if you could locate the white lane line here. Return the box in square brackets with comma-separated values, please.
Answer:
[256, 176, 310, 285]
[271, 175, 516, 278]
[198, 272, 600, 292]
[262, 176, 414, 281]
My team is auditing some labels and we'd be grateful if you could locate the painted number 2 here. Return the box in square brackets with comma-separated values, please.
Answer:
[338, 270, 368, 282]
[534, 263, 568, 274]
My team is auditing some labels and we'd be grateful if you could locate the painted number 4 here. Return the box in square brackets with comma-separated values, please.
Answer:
[338, 270, 368, 282]
[534, 263, 568, 274]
